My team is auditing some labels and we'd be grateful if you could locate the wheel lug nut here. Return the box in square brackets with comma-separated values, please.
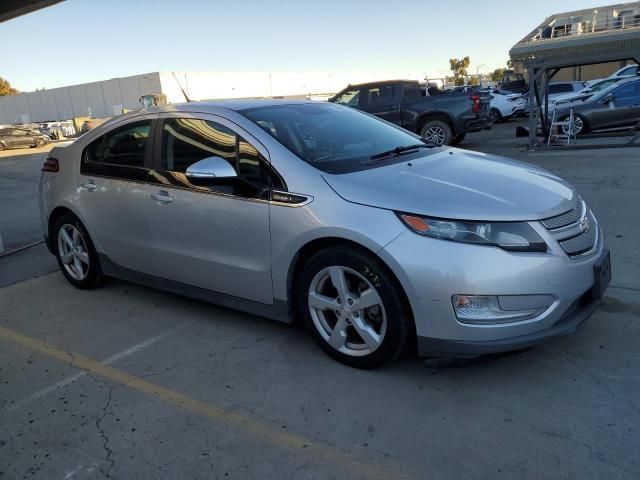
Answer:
[353, 311, 359, 318]
[347, 299, 353, 305]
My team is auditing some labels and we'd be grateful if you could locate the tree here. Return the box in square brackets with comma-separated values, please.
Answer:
[491, 68, 506, 82]
[0, 77, 17, 96]
[449, 57, 471, 86]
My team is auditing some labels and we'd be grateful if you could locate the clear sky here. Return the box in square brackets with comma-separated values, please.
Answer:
[1, 0, 606, 92]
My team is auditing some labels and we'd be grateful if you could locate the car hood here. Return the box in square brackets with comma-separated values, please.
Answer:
[322, 148, 576, 221]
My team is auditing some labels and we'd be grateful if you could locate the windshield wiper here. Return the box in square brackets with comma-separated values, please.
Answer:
[368, 143, 432, 162]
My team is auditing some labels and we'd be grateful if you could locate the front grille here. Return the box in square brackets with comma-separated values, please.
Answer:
[541, 204, 582, 229]
[541, 199, 598, 258]
[558, 212, 597, 256]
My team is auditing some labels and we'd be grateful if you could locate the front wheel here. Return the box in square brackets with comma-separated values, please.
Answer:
[35, 138, 47, 148]
[420, 120, 453, 146]
[298, 247, 411, 369]
[53, 213, 105, 289]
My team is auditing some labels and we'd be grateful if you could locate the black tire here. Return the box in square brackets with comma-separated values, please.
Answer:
[0, 142, 4, 151]
[451, 133, 466, 146]
[297, 246, 412, 369]
[489, 108, 503, 123]
[52, 213, 106, 289]
[419, 120, 453, 146]
[35, 138, 47, 148]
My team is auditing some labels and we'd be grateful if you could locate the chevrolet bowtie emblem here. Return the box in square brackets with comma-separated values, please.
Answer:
[579, 215, 590, 233]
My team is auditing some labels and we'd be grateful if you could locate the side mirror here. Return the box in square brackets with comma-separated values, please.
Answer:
[186, 156, 237, 179]
[602, 93, 614, 103]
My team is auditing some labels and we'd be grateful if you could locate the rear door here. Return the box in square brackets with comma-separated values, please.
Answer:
[359, 83, 402, 125]
[144, 113, 274, 304]
[0, 129, 17, 148]
[76, 116, 156, 272]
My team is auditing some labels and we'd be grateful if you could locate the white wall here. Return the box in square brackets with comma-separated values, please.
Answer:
[0, 72, 163, 124]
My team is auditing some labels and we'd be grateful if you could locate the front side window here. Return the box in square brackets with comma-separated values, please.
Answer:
[86, 120, 151, 168]
[612, 82, 640, 107]
[159, 118, 278, 198]
[161, 118, 236, 173]
[332, 89, 360, 106]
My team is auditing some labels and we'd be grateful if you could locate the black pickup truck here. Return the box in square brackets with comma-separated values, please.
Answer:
[328, 80, 491, 146]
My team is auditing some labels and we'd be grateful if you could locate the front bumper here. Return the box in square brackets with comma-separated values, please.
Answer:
[378, 223, 607, 357]
[417, 288, 600, 357]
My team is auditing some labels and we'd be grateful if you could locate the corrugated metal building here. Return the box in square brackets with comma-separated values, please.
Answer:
[0, 70, 426, 125]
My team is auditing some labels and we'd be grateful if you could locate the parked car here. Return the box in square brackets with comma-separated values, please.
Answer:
[40, 100, 610, 368]
[489, 91, 525, 122]
[0, 127, 51, 150]
[40, 121, 76, 140]
[328, 80, 491, 146]
[607, 64, 638, 79]
[553, 77, 627, 104]
[554, 77, 640, 135]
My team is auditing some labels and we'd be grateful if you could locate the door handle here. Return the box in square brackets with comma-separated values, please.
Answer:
[151, 191, 173, 203]
[79, 180, 98, 191]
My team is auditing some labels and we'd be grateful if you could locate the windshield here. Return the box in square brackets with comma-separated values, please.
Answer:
[241, 103, 433, 173]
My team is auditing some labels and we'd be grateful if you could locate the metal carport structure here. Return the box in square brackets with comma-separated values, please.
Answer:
[509, 2, 640, 149]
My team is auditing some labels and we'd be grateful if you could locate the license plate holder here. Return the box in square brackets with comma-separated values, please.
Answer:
[591, 250, 611, 300]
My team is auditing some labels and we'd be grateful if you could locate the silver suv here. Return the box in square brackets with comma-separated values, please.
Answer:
[39, 100, 611, 368]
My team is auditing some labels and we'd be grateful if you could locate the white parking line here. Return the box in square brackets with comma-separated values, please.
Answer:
[4, 320, 193, 413]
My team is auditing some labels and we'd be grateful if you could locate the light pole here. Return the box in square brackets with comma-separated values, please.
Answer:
[476, 64, 485, 85]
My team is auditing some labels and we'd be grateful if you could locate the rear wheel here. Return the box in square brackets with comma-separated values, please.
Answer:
[298, 247, 411, 369]
[420, 120, 453, 146]
[0, 142, 4, 151]
[489, 108, 503, 123]
[53, 213, 105, 289]
[35, 138, 47, 148]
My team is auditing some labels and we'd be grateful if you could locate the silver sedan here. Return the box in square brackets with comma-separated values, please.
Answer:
[39, 100, 610, 368]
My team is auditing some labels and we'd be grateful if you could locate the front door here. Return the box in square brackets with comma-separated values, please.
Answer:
[600, 81, 640, 129]
[145, 115, 273, 304]
[76, 117, 156, 273]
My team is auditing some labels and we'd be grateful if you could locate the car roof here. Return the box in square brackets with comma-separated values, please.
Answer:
[142, 98, 320, 114]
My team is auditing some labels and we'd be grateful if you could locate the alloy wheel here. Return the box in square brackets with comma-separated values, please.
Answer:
[57, 224, 90, 281]
[423, 126, 446, 145]
[562, 116, 583, 136]
[308, 266, 387, 356]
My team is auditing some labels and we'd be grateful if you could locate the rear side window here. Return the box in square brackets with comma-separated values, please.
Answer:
[85, 120, 151, 168]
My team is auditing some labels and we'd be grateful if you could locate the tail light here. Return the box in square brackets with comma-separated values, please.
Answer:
[42, 157, 59, 172]
[470, 94, 481, 113]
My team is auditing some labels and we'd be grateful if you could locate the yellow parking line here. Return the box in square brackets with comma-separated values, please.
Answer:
[0, 325, 412, 480]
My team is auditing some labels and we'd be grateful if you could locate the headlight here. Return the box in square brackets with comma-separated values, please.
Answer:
[397, 213, 547, 252]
